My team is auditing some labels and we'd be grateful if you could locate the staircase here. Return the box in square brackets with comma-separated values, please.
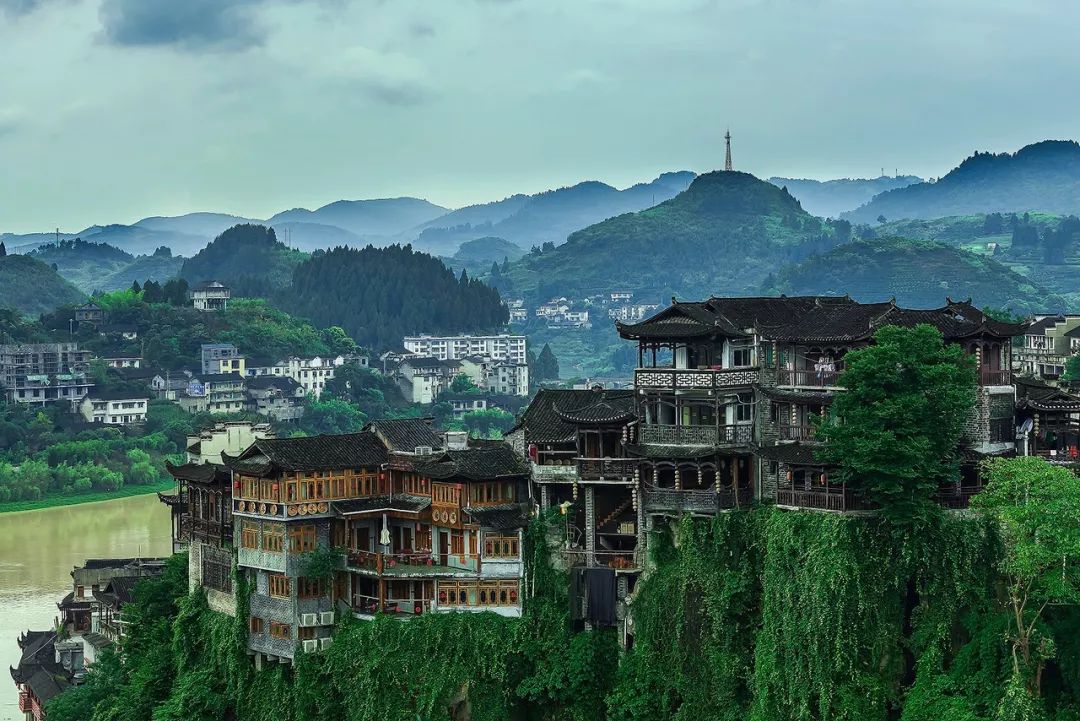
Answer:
[598, 498, 633, 531]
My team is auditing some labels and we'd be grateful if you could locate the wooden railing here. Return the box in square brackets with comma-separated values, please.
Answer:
[531, 462, 580, 482]
[777, 424, 816, 441]
[635, 366, 758, 390]
[560, 549, 640, 570]
[643, 485, 753, 515]
[979, 369, 1011, 386]
[353, 594, 431, 616]
[934, 487, 982, 510]
[577, 457, 638, 479]
[775, 488, 873, 512]
[346, 550, 480, 574]
[777, 369, 843, 387]
[639, 424, 752, 446]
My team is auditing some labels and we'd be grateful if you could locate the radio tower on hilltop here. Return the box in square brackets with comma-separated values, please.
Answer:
[724, 129, 733, 171]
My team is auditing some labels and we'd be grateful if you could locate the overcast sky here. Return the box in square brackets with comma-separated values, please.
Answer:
[1, 0, 1078, 233]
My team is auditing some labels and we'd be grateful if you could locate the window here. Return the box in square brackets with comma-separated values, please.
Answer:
[289, 524, 317, 553]
[732, 343, 753, 368]
[736, 394, 753, 423]
[269, 621, 291, 640]
[241, 521, 259, 549]
[298, 627, 316, 640]
[484, 535, 520, 558]
[297, 578, 324, 599]
[269, 574, 291, 598]
[249, 617, 264, 634]
[450, 529, 464, 555]
[263, 523, 284, 553]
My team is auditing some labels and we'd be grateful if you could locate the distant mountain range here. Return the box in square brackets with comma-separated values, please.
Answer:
[844, 140, 1080, 223]
[506, 170, 850, 300]
[771, 237, 1060, 313]
[768, 175, 922, 218]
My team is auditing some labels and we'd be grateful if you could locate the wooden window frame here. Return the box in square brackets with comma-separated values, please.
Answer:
[241, 521, 259, 549]
[263, 523, 284, 553]
[269, 621, 291, 640]
[249, 616, 264, 633]
[269, 574, 291, 599]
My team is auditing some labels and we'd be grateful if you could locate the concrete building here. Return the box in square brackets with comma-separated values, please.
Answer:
[201, 343, 244, 376]
[192, 281, 230, 311]
[403, 334, 527, 365]
[0, 343, 93, 406]
[79, 390, 149, 425]
[1014, 314, 1080, 381]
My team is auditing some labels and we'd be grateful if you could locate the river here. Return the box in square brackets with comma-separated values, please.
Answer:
[0, 493, 172, 721]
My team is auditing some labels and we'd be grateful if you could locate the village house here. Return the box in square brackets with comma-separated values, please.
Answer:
[179, 373, 247, 415]
[78, 389, 149, 425]
[10, 631, 83, 721]
[395, 356, 461, 404]
[1013, 314, 1080, 381]
[191, 281, 230, 311]
[246, 375, 306, 422]
[73, 302, 105, 326]
[201, 343, 245, 376]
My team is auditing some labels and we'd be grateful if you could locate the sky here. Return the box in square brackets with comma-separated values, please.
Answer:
[1, 0, 1079, 233]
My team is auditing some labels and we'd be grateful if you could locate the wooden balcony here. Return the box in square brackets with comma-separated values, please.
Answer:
[560, 549, 640, 571]
[775, 488, 873, 512]
[643, 486, 753, 515]
[639, 423, 752, 446]
[577, 457, 638, 480]
[346, 550, 481, 576]
[635, 366, 758, 391]
[777, 369, 843, 387]
[979, 369, 1011, 386]
[777, 424, 816, 442]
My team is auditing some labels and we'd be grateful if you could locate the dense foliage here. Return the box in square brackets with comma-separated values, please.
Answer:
[818, 324, 976, 525]
[285, 244, 508, 350]
[180, 224, 307, 297]
[27, 237, 185, 294]
[770, 237, 1059, 313]
[845, 140, 1080, 223]
[506, 171, 852, 300]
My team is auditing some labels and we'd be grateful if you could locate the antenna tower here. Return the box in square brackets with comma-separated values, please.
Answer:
[724, 130, 733, 171]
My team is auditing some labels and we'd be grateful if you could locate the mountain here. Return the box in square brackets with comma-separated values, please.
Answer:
[29, 238, 135, 293]
[506, 171, 849, 299]
[75, 224, 206, 256]
[97, 252, 184, 292]
[268, 222, 363, 252]
[134, 212, 253, 239]
[266, 198, 449, 240]
[409, 171, 697, 256]
[768, 175, 922, 218]
[0, 254, 86, 316]
[771, 237, 1059, 313]
[180, 224, 306, 296]
[453, 237, 524, 264]
[844, 140, 1080, 223]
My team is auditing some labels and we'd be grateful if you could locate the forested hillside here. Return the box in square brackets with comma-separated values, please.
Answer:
[771, 237, 1059, 313]
[0, 253, 86, 316]
[285, 245, 508, 350]
[179, 224, 306, 296]
[506, 171, 851, 300]
[845, 140, 1080, 222]
[769, 174, 922, 217]
[29, 239, 183, 293]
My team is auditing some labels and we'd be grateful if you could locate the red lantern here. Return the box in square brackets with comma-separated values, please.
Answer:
[510, 589, 518, 602]
[233, 480, 240, 491]
[414, 603, 423, 615]
[528, 444, 538, 461]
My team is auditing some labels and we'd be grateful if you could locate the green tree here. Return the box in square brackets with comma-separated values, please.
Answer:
[817, 324, 976, 526]
[533, 343, 560, 384]
[301, 397, 368, 435]
[972, 457, 1080, 700]
[449, 373, 479, 393]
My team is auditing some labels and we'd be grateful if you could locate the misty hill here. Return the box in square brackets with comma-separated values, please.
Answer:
[410, 172, 697, 256]
[844, 140, 1080, 223]
[283, 245, 508, 350]
[0, 254, 86, 316]
[180, 224, 306, 296]
[769, 175, 922, 218]
[453, 237, 524, 264]
[268, 222, 362, 252]
[97, 251, 184, 292]
[506, 171, 849, 300]
[29, 238, 135, 292]
[771, 237, 1057, 313]
[267, 198, 449, 239]
[134, 212, 254, 239]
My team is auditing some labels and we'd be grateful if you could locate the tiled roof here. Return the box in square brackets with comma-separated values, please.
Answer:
[246, 375, 303, 393]
[223, 432, 387, 473]
[11, 630, 73, 704]
[512, 389, 634, 444]
[333, 494, 432, 515]
[553, 390, 635, 425]
[202, 373, 245, 384]
[93, 576, 142, 608]
[464, 503, 530, 530]
[1027, 315, 1065, 335]
[366, 417, 442, 452]
[619, 296, 1026, 344]
[414, 442, 528, 481]
[1015, 376, 1080, 411]
[165, 461, 229, 485]
[85, 387, 150, 402]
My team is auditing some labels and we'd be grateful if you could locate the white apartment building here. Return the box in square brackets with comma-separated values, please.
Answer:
[403, 334, 527, 365]
[246, 354, 368, 399]
[79, 392, 149, 425]
[486, 361, 530, 396]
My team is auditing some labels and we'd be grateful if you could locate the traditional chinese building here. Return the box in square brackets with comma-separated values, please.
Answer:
[10, 631, 82, 721]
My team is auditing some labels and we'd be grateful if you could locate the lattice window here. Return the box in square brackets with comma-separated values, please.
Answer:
[201, 547, 233, 593]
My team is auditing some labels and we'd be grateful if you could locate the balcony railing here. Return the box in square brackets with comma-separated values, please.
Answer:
[353, 594, 432, 616]
[639, 423, 752, 446]
[635, 366, 759, 390]
[979, 369, 1011, 386]
[777, 369, 843, 387]
[934, 487, 982, 510]
[644, 485, 753, 515]
[577, 457, 638, 479]
[346, 550, 481, 575]
[777, 424, 816, 442]
[560, 549, 640, 571]
[775, 488, 874, 512]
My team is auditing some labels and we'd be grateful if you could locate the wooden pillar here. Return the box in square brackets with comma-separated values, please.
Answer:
[584, 486, 596, 566]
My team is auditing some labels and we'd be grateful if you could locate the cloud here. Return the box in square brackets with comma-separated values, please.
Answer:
[97, 0, 270, 50]
[408, 20, 436, 38]
[0, 108, 25, 138]
[324, 45, 436, 106]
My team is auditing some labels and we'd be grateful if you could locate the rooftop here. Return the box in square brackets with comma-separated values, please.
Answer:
[511, 388, 635, 444]
[223, 431, 388, 474]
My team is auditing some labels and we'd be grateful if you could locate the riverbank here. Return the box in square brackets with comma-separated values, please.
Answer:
[0, 479, 176, 515]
